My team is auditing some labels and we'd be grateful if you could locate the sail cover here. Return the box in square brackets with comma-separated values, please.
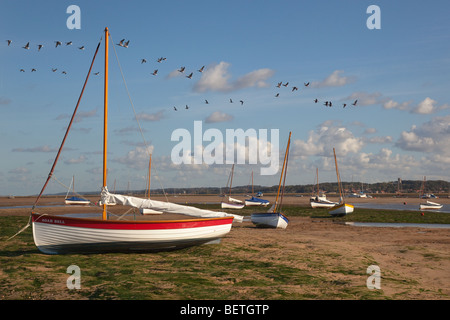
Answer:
[101, 188, 244, 222]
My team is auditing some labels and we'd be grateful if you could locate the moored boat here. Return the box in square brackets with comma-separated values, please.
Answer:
[30, 28, 242, 254]
[251, 132, 291, 229]
[328, 148, 353, 217]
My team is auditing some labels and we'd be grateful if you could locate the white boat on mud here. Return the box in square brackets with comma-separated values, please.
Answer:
[419, 201, 443, 210]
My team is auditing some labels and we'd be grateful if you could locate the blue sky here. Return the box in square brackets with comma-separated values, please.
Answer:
[1, 0, 450, 196]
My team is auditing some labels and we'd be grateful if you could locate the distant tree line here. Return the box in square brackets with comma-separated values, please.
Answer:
[132, 179, 449, 196]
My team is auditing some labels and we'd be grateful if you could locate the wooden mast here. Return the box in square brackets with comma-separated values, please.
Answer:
[274, 131, 291, 212]
[333, 148, 343, 202]
[102, 27, 109, 220]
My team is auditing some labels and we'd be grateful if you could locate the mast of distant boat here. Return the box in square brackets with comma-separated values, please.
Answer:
[102, 27, 109, 220]
[273, 132, 291, 213]
[333, 148, 343, 203]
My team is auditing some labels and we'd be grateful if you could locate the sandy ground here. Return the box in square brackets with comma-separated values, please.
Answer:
[1, 194, 449, 299]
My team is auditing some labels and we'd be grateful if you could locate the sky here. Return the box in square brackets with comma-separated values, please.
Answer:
[1, 0, 450, 196]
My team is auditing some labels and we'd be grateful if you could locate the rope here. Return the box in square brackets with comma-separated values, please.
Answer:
[6, 215, 32, 241]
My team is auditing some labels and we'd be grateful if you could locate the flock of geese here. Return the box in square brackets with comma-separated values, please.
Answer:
[6, 38, 359, 110]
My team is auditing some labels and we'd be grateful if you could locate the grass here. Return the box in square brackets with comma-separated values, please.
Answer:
[0, 205, 448, 300]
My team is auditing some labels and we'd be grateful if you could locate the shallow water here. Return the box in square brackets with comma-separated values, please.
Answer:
[346, 222, 450, 229]
[354, 202, 450, 213]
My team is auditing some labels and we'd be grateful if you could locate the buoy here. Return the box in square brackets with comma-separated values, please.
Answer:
[421, 212, 424, 216]
[403, 202, 407, 205]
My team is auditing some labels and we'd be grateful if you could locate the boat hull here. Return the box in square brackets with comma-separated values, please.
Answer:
[310, 199, 338, 208]
[65, 197, 90, 205]
[419, 201, 443, 210]
[221, 202, 244, 209]
[251, 213, 288, 229]
[32, 213, 234, 254]
[328, 203, 354, 216]
[244, 198, 270, 206]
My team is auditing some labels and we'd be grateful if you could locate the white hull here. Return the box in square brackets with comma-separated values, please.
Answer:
[419, 201, 443, 210]
[140, 208, 163, 215]
[244, 201, 269, 206]
[310, 199, 338, 208]
[65, 199, 90, 205]
[329, 203, 354, 216]
[221, 201, 244, 209]
[251, 213, 288, 229]
[32, 213, 233, 254]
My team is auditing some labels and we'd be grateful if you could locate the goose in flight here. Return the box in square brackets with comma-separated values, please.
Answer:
[292, 86, 298, 92]
[6, 40, 12, 46]
[283, 82, 289, 87]
[23, 42, 30, 49]
[205, 99, 209, 104]
[352, 100, 358, 106]
[55, 41, 62, 48]
[178, 66, 185, 73]
[173, 106, 177, 111]
[78, 46, 85, 50]
[152, 69, 158, 76]
[276, 82, 282, 88]
[141, 59, 147, 64]
[240, 100, 244, 105]
[314, 99, 318, 103]
[275, 93, 280, 97]
[304, 82, 310, 87]
[37, 44, 43, 51]
[198, 66, 205, 72]
[117, 39, 125, 47]
[66, 41, 72, 46]
[186, 72, 193, 79]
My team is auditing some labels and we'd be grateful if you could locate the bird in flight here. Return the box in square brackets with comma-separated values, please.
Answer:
[173, 106, 177, 111]
[178, 66, 185, 73]
[240, 100, 244, 105]
[19, 69, 25, 72]
[314, 99, 318, 103]
[31, 68, 36, 72]
[157, 57, 167, 63]
[55, 41, 62, 48]
[141, 59, 147, 64]
[23, 42, 30, 49]
[275, 93, 280, 97]
[117, 39, 125, 47]
[78, 46, 85, 50]
[6, 40, 12, 46]
[276, 82, 282, 88]
[151, 69, 158, 76]
[352, 100, 358, 106]
[52, 68, 57, 72]
[66, 41, 72, 46]
[205, 99, 209, 104]
[304, 82, 310, 87]
[283, 82, 289, 87]
[185, 105, 189, 109]
[292, 86, 298, 92]
[343, 103, 347, 108]
[230, 98, 233, 103]
[94, 72, 100, 76]
[198, 66, 205, 72]
[37, 44, 43, 51]
[186, 72, 193, 79]
[324, 101, 329, 107]
[62, 71, 67, 74]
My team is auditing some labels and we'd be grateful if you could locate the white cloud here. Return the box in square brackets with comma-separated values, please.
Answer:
[205, 111, 234, 123]
[395, 115, 450, 155]
[64, 155, 86, 164]
[193, 62, 274, 93]
[115, 145, 154, 170]
[12, 145, 57, 152]
[411, 97, 437, 114]
[311, 70, 355, 88]
[382, 99, 411, 110]
[291, 123, 364, 157]
[136, 110, 164, 122]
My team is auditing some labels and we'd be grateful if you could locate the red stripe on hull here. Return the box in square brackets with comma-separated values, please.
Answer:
[32, 213, 233, 230]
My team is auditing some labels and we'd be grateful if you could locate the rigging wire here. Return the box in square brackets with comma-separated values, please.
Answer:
[108, 32, 169, 202]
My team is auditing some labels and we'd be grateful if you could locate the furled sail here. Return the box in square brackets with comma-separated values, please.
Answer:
[101, 187, 244, 222]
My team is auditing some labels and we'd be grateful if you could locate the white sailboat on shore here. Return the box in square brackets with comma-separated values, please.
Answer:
[328, 148, 354, 217]
[221, 164, 245, 209]
[31, 28, 242, 254]
[310, 168, 338, 208]
[251, 132, 291, 229]
[419, 176, 442, 210]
